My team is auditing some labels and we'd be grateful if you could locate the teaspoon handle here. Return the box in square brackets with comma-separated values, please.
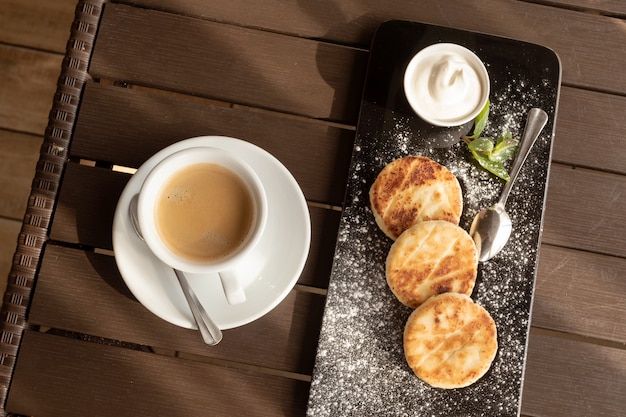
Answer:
[498, 108, 548, 207]
[174, 269, 223, 345]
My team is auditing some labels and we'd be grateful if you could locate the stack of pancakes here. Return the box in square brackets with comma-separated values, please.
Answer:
[370, 155, 497, 389]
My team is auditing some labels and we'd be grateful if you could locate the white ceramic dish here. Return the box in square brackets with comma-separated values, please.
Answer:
[404, 43, 490, 127]
[112, 136, 311, 330]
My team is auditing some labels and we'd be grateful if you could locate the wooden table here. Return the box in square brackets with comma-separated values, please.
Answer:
[1, 1, 625, 416]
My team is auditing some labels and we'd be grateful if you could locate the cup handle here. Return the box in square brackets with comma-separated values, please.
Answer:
[218, 270, 246, 305]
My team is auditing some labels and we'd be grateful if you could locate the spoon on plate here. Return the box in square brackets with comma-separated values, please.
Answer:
[470, 107, 548, 262]
[129, 194, 223, 345]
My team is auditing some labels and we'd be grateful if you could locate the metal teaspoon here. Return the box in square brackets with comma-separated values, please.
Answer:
[470, 107, 549, 262]
[129, 194, 223, 345]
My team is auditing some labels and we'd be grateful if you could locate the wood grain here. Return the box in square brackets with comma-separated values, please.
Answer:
[0, 0, 77, 52]
[70, 83, 626, 182]
[8, 328, 626, 417]
[123, 0, 626, 94]
[0, 131, 42, 220]
[48, 162, 339, 288]
[49, 160, 626, 276]
[49, 163, 129, 249]
[542, 164, 626, 257]
[553, 86, 626, 175]
[7, 330, 310, 417]
[27, 244, 325, 375]
[0, 45, 62, 135]
[521, 330, 626, 416]
[534, 245, 626, 343]
[71, 82, 354, 206]
[536, 0, 626, 15]
[90, 4, 368, 123]
[83, 6, 626, 178]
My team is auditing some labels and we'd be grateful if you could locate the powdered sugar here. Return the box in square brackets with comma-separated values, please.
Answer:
[308, 23, 560, 417]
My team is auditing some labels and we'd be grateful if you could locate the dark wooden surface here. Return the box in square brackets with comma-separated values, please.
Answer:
[3, 0, 626, 416]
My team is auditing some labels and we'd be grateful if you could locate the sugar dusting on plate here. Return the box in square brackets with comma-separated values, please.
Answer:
[307, 61, 559, 416]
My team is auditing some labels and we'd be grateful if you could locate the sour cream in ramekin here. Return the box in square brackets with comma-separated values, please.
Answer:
[404, 43, 490, 127]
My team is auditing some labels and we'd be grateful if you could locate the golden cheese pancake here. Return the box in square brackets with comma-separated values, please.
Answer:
[370, 156, 462, 240]
[386, 220, 477, 308]
[404, 293, 498, 389]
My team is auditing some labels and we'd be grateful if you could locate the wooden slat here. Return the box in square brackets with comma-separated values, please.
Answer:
[125, 0, 626, 94]
[70, 82, 354, 206]
[521, 331, 626, 416]
[533, 245, 626, 343]
[300, 207, 341, 288]
[70, 83, 626, 182]
[28, 244, 326, 375]
[43, 162, 626, 354]
[0, 45, 62, 135]
[49, 162, 339, 287]
[89, 4, 368, 123]
[553, 86, 626, 175]
[82, 9, 626, 180]
[536, 0, 626, 15]
[21, 247, 626, 417]
[0, 0, 77, 53]
[542, 164, 626, 258]
[7, 330, 310, 417]
[49, 163, 128, 249]
[0, 131, 42, 220]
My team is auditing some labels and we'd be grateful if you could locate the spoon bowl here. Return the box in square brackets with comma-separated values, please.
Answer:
[470, 108, 548, 261]
[470, 202, 512, 262]
[129, 194, 223, 345]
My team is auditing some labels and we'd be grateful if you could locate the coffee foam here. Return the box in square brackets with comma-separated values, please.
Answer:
[163, 187, 191, 204]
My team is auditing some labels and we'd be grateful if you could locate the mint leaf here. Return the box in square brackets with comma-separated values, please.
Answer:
[491, 131, 519, 162]
[461, 101, 519, 181]
[465, 100, 490, 139]
[467, 136, 495, 155]
[468, 146, 511, 181]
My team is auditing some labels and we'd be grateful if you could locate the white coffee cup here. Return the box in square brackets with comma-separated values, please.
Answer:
[404, 43, 490, 127]
[137, 146, 268, 305]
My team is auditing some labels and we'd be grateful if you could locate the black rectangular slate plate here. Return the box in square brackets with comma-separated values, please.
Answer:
[307, 21, 561, 417]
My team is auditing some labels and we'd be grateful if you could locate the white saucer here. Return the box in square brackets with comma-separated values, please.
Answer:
[112, 136, 311, 330]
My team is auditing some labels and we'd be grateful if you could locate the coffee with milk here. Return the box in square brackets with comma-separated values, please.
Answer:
[155, 163, 254, 263]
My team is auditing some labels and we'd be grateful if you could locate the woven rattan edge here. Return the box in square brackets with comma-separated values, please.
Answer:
[0, 1, 106, 414]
